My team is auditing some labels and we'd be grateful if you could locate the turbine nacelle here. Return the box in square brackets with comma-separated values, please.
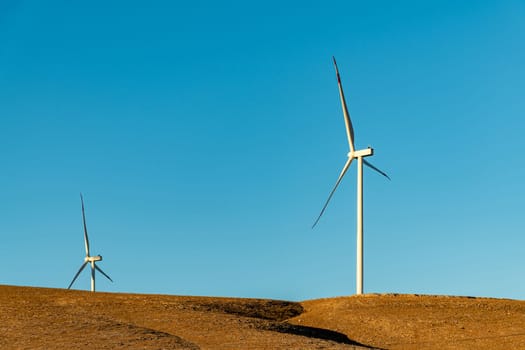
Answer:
[348, 147, 373, 159]
[85, 255, 102, 263]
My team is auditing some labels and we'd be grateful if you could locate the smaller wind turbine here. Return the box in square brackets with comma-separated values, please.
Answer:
[68, 193, 113, 292]
[312, 57, 390, 295]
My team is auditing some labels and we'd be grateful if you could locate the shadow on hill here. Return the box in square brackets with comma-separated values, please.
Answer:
[186, 299, 304, 321]
[262, 322, 379, 348]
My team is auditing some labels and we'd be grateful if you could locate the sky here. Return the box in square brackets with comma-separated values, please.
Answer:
[1, 0, 524, 301]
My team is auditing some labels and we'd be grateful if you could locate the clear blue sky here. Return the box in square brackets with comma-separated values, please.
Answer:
[1, 0, 524, 301]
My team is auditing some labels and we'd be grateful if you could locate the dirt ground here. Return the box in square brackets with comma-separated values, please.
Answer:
[1, 285, 525, 349]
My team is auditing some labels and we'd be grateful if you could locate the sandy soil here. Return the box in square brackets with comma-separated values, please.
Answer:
[1, 285, 525, 349]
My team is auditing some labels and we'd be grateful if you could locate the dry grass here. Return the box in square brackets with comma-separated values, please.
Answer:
[1, 285, 525, 349]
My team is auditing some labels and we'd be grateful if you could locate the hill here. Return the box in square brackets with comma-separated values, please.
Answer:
[1, 285, 524, 349]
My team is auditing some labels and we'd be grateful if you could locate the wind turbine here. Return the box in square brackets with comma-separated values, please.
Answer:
[313, 57, 390, 295]
[67, 193, 113, 292]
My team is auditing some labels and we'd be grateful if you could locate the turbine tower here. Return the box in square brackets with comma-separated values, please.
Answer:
[313, 57, 390, 295]
[68, 193, 113, 292]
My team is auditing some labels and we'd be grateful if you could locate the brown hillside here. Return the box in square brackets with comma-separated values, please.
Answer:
[0, 285, 370, 349]
[290, 294, 525, 349]
[1, 285, 525, 349]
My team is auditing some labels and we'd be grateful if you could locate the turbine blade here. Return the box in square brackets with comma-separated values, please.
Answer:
[95, 264, 113, 282]
[67, 261, 88, 289]
[363, 159, 391, 180]
[80, 193, 90, 256]
[333, 57, 355, 153]
[312, 157, 353, 228]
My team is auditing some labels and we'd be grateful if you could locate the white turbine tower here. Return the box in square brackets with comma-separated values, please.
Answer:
[68, 193, 113, 292]
[313, 57, 390, 295]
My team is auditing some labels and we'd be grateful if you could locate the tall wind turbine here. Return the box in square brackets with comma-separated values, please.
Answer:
[313, 57, 390, 295]
[68, 193, 113, 292]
